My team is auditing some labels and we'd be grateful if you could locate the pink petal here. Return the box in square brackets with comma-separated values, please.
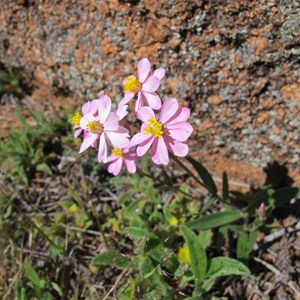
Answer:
[79, 133, 98, 153]
[116, 104, 128, 120]
[165, 138, 189, 157]
[116, 126, 129, 134]
[154, 68, 165, 80]
[151, 137, 169, 165]
[90, 99, 100, 115]
[107, 155, 118, 163]
[80, 114, 97, 130]
[159, 98, 179, 124]
[104, 112, 119, 131]
[98, 95, 111, 124]
[119, 92, 135, 106]
[142, 92, 162, 110]
[166, 122, 193, 142]
[137, 58, 150, 83]
[131, 132, 152, 146]
[92, 139, 98, 148]
[124, 158, 137, 173]
[142, 75, 160, 92]
[98, 134, 108, 163]
[82, 101, 91, 115]
[74, 128, 82, 138]
[105, 130, 130, 148]
[137, 136, 154, 156]
[136, 106, 155, 123]
[108, 158, 123, 176]
[165, 107, 190, 125]
[135, 92, 145, 112]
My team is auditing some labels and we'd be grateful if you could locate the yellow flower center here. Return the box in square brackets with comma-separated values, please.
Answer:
[144, 117, 164, 138]
[71, 111, 82, 126]
[178, 245, 191, 264]
[123, 75, 142, 93]
[86, 121, 104, 134]
[111, 148, 123, 158]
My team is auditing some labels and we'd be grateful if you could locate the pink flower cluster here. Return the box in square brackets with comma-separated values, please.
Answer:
[71, 58, 193, 176]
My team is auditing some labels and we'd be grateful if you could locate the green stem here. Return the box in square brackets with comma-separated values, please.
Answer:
[170, 154, 206, 188]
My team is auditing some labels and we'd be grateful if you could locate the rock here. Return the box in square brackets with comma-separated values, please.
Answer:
[0, 0, 300, 185]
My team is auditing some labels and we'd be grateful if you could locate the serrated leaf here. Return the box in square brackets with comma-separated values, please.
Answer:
[186, 211, 242, 230]
[92, 250, 130, 269]
[204, 257, 250, 291]
[186, 156, 217, 195]
[180, 225, 207, 285]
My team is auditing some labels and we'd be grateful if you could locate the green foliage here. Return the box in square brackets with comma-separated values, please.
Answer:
[0, 68, 19, 95]
[186, 156, 218, 195]
[92, 250, 130, 269]
[15, 260, 62, 300]
[0, 109, 71, 184]
[180, 225, 207, 285]
[1, 108, 299, 298]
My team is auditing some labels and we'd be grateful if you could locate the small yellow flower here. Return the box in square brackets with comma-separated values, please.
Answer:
[178, 245, 191, 264]
[112, 223, 119, 232]
[71, 111, 82, 126]
[169, 216, 179, 228]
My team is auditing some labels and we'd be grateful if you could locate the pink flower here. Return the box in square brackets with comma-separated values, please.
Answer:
[79, 95, 130, 163]
[131, 98, 193, 165]
[115, 103, 129, 120]
[71, 99, 100, 139]
[118, 58, 165, 112]
[107, 147, 138, 176]
[257, 202, 265, 217]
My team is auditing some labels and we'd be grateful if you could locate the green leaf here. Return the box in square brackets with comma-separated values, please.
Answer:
[247, 189, 269, 212]
[119, 278, 136, 300]
[16, 278, 28, 300]
[51, 282, 63, 297]
[198, 230, 212, 249]
[92, 250, 130, 269]
[147, 184, 159, 204]
[204, 257, 250, 291]
[67, 185, 85, 210]
[36, 163, 51, 173]
[200, 196, 216, 214]
[24, 260, 44, 294]
[222, 172, 229, 200]
[180, 225, 207, 285]
[186, 211, 242, 230]
[127, 226, 158, 240]
[118, 191, 136, 205]
[230, 191, 252, 203]
[123, 199, 142, 220]
[186, 157, 217, 195]
[237, 231, 258, 260]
